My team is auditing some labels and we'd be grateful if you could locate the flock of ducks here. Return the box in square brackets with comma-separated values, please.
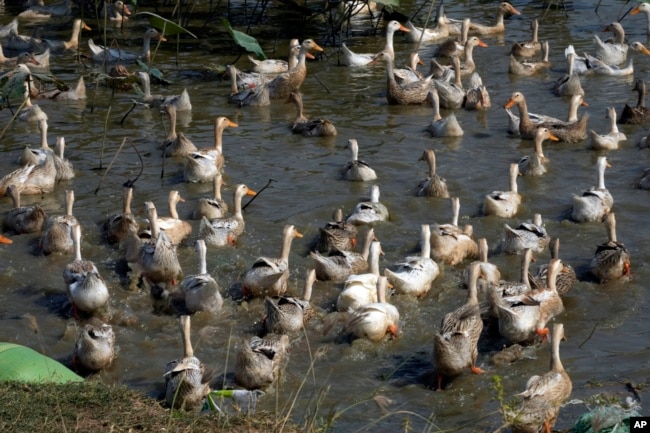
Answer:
[0, 0, 645, 430]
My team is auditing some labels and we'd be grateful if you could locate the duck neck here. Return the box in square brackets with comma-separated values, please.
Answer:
[384, 28, 396, 59]
[197, 240, 207, 274]
[478, 238, 488, 262]
[56, 137, 65, 158]
[166, 106, 177, 141]
[169, 193, 180, 219]
[8, 187, 20, 208]
[431, 91, 442, 121]
[38, 119, 49, 150]
[141, 73, 152, 97]
[550, 238, 560, 259]
[550, 325, 564, 372]
[534, 132, 545, 158]
[567, 96, 580, 122]
[213, 121, 225, 152]
[65, 19, 82, 50]
[597, 159, 607, 190]
[531, 19, 539, 43]
[349, 140, 359, 161]
[368, 242, 380, 275]
[464, 42, 476, 70]
[147, 204, 160, 238]
[65, 190, 74, 217]
[606, 214, 617, 243]
[73, 223, 82, 261]
[547, 259, 560, 292]
[427, 150, 437, 177]
[637, 82, 646, 108]
[229, 66, 239, 95]
[179, 316, 194, 358]
[123, 187, 133, 215]
[279, 227, 296, 263]
[451, 197, 460, 226]
[233, 188, 245, 219]
[467, 263, 480, 305]
[376, 276, 388, 303]
[608, 109, 619, 134]
[520, 249, 532, 288]
[213, 175, 223, 200]
[509, 163, 519, 193]
[361, 229, 375, 261]
[303, 269, 315, 301]
[420, 225, 431, 259]
[142, 34, 154, 60]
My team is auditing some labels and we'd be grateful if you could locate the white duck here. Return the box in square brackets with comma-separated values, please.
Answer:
[571, 156, 613, 222]
[345, 276, 399, 342]
[346, 185, 389, 225]
[337, 240, 382, 312]
[483, 163, 521, 218]
[384, 224, 439, 297]
[88, 28, 166, 63]
[199, 184, 256, 247]
[461, 238, 500, 293]
[138, 71, 192, 111]
[341, 138, 377, 181]
[594, 22, 628, 65]
[590, 106, 626, 150]
[241, 224, 303, 298]
[184, 116, 237, 183]
[181, 239, 223, 314]
[339, 20, 409, 66]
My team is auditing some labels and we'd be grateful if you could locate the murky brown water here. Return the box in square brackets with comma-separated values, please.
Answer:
[0, 0, 649, 430]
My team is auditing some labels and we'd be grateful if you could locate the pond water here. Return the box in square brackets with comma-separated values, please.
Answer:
[0, 0, 649, 431]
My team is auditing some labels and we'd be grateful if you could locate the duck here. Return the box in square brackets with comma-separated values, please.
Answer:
[199, 184, 256, 247]
[268, 39, 323, 99]
[489, 248, 535, 319]
[594, 22, 628, 65]
[287, 91, 337, 137]
[4, 184, 46, 234]
[346, 185, 389, 225]
[463, 71, 491, 110]
[570, 49, 636, 76]
[529, 238, 576, 296]
[137, 201, 183, 286]
[17, 117, 50, 167]
[263, 268, 314, 334]
[490, 258, 564, 344]
[504, 92, 589, 143]
[64, 223, 110, 318]
[337, 240, 382, 312]
[454, 36, 488, 76]
[427, 88, 463, 137]
[393, 52, 425, 85]
[590, 106, 626, 150]
[483, 163, 521, 218]
[227, 64, 270, 107]
[315, 208, 358, 254]
[405, 12, 449, 43]
[72, 321, 115, 373]
[18, 0, 71, 20]
[433, 55, 465, 109]
[430, 197, 478, 266]
[161, 103, 197, 157]
[618, 79, 650, 125]
[155, 190, 192, 246]
[345, 276, 399, 342]
[384, 224, 439, 297]
[138, 72, 192, 111]
[571, 156, 613, 223]
[248, 39, 300, 73]
[0, 47, 40, 68]
[369, 50, 432, 106]
[552, 48, 584, 97]
[9, 18, 89, 53]
[100, 0, 131, 22]
[503, 213, 551, 255]
[461, 238, 500, 293]
[509, 40, 551, 76]
[40, 189, 76, 255]
[103, 186, 139, 245]
[183, 116, 237, 183]
[0, 150, 56, 197]
[192, 173, 228, 220]
[510, 19, 542, 58]
[234, 334, 290, 390]
[435, 18, 470, 60]
[416, 148, 449, 198]
[432, 261, 484, 390]
[340, 20, 409, 66]
[631, 2, 650, 35]
[88, 28, 166, 63]
[181, 240, 223, 314]
[342, 138, 376, 181]
[164, 315, 211, 410]
[35, 75, 86, 101]
[311, 227, 374, 282]
[51, 137, 74, 182]
[241, 224, 303, 298]
[506, 323, 572, 433]
[518, 127, 558, 176]
[447, 1, 520, 36]
[590, 212, 631, 283]
[637, 167, 650, 189]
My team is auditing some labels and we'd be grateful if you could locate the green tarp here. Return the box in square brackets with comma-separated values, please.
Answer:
[0, 343, 83, 384]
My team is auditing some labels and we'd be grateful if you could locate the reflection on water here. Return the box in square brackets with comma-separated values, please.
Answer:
[1, 0, 649, 430]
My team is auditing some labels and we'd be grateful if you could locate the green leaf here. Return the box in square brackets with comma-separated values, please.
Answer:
[133, 12, 197, 38]
[222, 18, 266, 60]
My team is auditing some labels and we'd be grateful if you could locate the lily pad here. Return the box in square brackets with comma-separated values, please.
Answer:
[222, 19, 266, 60]
[133, 12, 197, 38]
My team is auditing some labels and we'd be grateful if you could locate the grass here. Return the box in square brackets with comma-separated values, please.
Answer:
[0, 381, 303, 433]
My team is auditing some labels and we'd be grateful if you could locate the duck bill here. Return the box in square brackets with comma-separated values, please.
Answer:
[477, 39, 488, 48]
[548, 133, 560, 142]
[631, 6, 641, 15]
[640, 46, 650, 56]
[509, 5, 521, 14]
[306, 51, 316, 60]
[227, 120, 238, 127]
[246, 189, 257, 196]
[398, 24, 410, 32]
[28, 56, 40, 65]
[581, 99, 589, 107]
[388, 324, 398, 338]
[503, 98, 516, 109]
[0, 234, 12, 244]
[310, 42, 324, 52]
[294, 230, 303, 238]
[82, 22, 92, 31]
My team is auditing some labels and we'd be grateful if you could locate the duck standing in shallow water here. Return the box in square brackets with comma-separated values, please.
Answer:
[235, 334, 290, 390]
[345, 276, 399, 342]
[164, 315, 211, 410]
[433, 262, 484, 390]
[416, 148, 449, 198]
[347, 185, 389, 225]
[241, 224, 303, 298]
[137, 201, 182, 286]
[184, 117, 237, 183]
[571, 156, 613, 223]
[483, 163, 521, 218]
[341, 138, 376, 181]
[263, 268, 314, 334]
[181, 240, 223, 314]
